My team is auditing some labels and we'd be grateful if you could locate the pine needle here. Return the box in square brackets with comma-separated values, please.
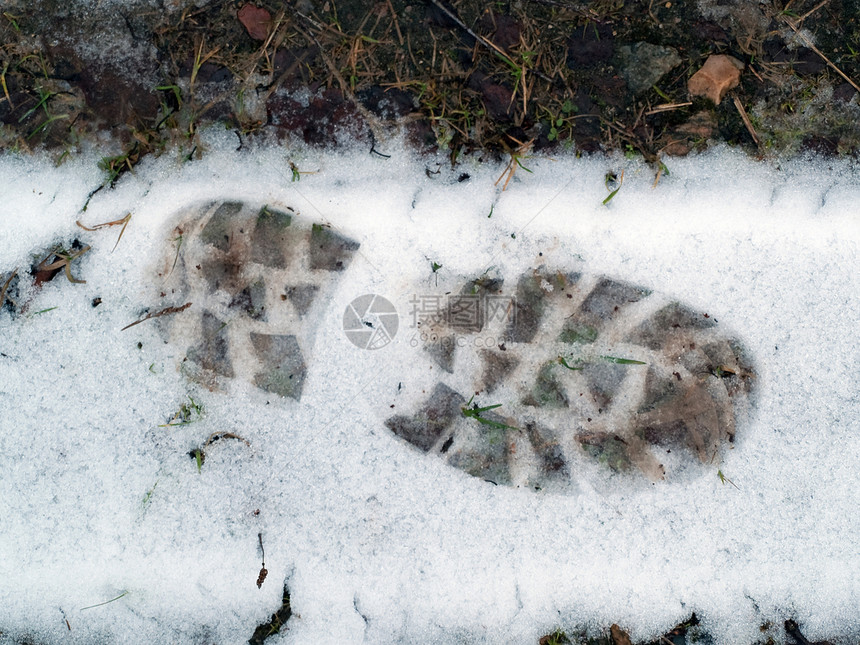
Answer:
[79, 591, 128, 611]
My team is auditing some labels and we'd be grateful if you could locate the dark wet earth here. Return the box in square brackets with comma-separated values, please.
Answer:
[1, 0, 859, 173]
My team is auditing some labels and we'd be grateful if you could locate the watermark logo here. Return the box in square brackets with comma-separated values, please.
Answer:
[408, 293, 516, 331]
[343, 294, 399, 350]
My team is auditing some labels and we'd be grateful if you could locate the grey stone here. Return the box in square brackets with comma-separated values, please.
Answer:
[617, 42, 682, 95]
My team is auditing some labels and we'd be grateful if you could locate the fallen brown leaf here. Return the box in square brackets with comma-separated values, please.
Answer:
[688, 55, 744, 105]
[238, 4, 272, 41]
[610, 624, 633, 645]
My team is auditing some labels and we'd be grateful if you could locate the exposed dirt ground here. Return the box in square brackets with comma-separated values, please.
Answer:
[0, 1, 857, 643]
[1, 0, 859, 179]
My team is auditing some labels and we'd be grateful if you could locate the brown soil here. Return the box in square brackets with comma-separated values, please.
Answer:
[1, 0, 859, 178]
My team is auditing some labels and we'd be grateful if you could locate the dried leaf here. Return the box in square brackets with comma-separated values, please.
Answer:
[34, 245, 91, 286]
[687, 55, 744, 105]
[610, 624, 633, 645]
[238, 4, 271, 41]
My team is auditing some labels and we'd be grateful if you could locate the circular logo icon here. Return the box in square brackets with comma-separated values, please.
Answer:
[343, 294, 399, 350]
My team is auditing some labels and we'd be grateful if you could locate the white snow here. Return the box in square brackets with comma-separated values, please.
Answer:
[0, 134, 858, 645]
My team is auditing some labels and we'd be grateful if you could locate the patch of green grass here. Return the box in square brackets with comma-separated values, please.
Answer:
[461, 395, 518, 431]
[158, 396, 204, 428]
[602, 170, 624, 206]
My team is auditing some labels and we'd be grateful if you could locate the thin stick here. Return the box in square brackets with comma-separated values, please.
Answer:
[386, 0, 404, 46]
[797, 0, 831, 24]
[782, 15, 860, 94]
[732, 97, 760, 147]
[748, 64, 764, 83]
[121, 302, 192, 331]
[645, 101, 692, 115]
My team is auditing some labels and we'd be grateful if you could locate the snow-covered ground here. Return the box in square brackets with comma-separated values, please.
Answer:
[0, 134, 858, 644]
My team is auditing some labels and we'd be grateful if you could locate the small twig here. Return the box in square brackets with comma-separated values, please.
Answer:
[748, 64, 764, 83]
[784, 619, 813, 645]
[796, 0, 831, 24]
[644, 101, 693, 116]
[732, 96, 760, 148]
[386, 0, 404, 46]
[121, 302, 191, 331]
[781, 15, 860, 94]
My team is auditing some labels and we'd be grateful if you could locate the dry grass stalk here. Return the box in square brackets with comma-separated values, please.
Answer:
[76, 212, 132, 252]
[645, 101, 693, 115]
[732, 96, 760, 147]
[781, 15, 860, 94]
[121, 302, 192, 331]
